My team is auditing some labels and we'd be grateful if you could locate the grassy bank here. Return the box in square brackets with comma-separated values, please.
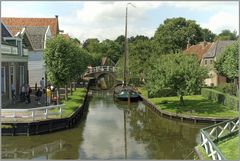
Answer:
[195, 145, 211, 160]
[138, 88, 238, 118]
[61, 88, 87, 117]
[217, 135, 239, 160]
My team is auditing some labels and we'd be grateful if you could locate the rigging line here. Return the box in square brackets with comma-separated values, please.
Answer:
[184, 150, 195, 160]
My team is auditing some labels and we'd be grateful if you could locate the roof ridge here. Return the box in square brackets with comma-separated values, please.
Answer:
[2, 17, 56, 19]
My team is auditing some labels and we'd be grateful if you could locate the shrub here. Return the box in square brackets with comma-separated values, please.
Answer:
[148, 88, 177, 98]
[215, 83, 237, 96]
[201, 88, 239, 110]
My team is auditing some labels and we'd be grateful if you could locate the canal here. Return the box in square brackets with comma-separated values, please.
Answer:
[2, 91, 210, 159]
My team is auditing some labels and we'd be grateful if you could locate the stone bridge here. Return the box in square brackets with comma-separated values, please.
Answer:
[83, 66, 117, 79]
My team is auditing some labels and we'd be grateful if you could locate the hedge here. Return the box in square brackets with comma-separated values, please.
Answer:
[201, 88, 239, 111]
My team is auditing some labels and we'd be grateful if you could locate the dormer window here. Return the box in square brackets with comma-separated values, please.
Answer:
[204, 59, 207, 65]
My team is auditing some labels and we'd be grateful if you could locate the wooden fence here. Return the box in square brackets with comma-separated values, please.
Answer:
[200, 118, 239, 160]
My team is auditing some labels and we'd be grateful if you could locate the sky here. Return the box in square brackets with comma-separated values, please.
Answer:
[1, 1, 239, 42]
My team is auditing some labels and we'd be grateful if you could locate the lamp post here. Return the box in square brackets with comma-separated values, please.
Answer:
[123, 3, 136, 86]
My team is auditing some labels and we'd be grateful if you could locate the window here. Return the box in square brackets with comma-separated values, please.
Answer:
[1, 67, 6, 94]
[204, 60, 208, 65]
[210, 60, 213, 64]
[20, 66, 25, 86]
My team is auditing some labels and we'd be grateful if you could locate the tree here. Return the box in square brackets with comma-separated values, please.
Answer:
[82, 38, 103, 66]
[215, 41, 239, 81]
[153, 17, 209, 54]
[201, 28, 216, 42]
[44, 35, 85, 101]
[146, 54, 208, 105]
[214, 29, 238, 41]
[115, 36, 154, 84]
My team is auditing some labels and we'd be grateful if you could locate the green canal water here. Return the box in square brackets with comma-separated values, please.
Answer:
[2, 91, 210, 159]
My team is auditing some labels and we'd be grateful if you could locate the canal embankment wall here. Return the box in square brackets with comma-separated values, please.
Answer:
[1, 80, 94, 136]
[140, 96, 233, 123]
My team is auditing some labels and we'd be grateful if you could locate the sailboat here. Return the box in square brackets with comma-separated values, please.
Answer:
[113, 3, 141, 102]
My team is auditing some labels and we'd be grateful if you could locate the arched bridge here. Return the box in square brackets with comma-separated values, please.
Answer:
[83, 66, 117, 79]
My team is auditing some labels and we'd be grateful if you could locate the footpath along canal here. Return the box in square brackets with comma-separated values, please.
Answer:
[2, 90, 211, 159]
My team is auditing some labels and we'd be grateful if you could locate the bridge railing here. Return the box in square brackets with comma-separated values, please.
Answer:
[1, 104, 65, 122]
[200, 118, 239, 160]
[85, 66, 117, 74]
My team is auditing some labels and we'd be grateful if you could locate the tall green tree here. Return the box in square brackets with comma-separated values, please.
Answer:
[44, 35, 87, 101]
[214, 29, 238, 41]
[215, 41, 239, 80]
[146, 54, 208, 105]
[153, 17, 208, 54]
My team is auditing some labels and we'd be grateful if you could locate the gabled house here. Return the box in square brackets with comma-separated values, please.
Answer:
[2, 16, 62, 86]
[184, 41, 212, 62]
[201, 40, 235, 86]
[1, 22, 29, 106]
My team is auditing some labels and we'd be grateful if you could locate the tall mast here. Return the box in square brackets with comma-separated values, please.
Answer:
[124, 6, 128, 86]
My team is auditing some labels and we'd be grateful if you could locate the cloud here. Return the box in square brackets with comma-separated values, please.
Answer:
[166, 1, 238, 12]
[75, 1, 162, 24]
[201, 12, 239, 34]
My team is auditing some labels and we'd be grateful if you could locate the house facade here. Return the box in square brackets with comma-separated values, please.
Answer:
[1, 23, 29, 107]
[2, 16, 61, 87]
[201, 40, 235, 86]
[184, 40, 235, 87]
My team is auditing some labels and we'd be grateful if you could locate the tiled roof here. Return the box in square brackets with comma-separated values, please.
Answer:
[25, 26, 48, 50]
[184, 42, 212, 61]
[6, 26, 23, 36]
[2, 17, 58, 37]
[203, 40, 235, 59]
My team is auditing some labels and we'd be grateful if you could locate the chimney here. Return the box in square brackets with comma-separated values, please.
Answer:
[201, 41, 207, 48]
[187, 43, 191, 49]
[55, 15, 58, 19]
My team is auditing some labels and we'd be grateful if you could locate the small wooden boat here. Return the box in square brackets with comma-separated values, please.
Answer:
[114, 85, 141, 102]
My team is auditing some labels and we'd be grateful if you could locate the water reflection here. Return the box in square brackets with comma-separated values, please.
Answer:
[1, 91, 210, 159]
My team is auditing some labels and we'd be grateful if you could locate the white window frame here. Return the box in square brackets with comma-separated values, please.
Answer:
[1, 67, 6, 94]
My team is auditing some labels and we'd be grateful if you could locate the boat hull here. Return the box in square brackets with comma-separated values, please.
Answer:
[114, 90, 142, 102]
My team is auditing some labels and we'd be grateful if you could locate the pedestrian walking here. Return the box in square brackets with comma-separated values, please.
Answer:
[40, 77, 45, 91]
[26, 84, 32, 104]
[35, 88, 42, 104]
[20, 84, 26, 101]
[11, 83, 16, 104]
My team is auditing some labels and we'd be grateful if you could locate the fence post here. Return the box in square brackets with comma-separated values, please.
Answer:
[45, 109, 48, 119]
[59, 106, 62, 118]
[32, 110, 35, 121]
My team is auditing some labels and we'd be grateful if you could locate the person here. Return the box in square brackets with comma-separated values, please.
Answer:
[35, 88, 42, 104]
[20, 84, 26, 101]
[11, 83, 16, 104]
[46, 86, 52, 105]
[40, 77, 45, 91]
[11, 83, 16, 98]
[25, 84, 32, 104]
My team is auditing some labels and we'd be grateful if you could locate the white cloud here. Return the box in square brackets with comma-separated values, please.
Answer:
[61, 1, 162, 41]
[166, 1, 238, 12]
[75, 1, 162, 24]
[201, 12, 239, 34]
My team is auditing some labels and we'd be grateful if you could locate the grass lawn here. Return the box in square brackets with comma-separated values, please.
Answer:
[138, 86, 238, 118]
[217, 135, 239, 160]
[195, 145, 211, 160]
[149, 95, 238, 118]
[61, 88, 87, 117]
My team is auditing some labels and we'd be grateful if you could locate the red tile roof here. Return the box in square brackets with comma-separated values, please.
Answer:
[2, 17, 59, 37]
[184, 42, 213, 61]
